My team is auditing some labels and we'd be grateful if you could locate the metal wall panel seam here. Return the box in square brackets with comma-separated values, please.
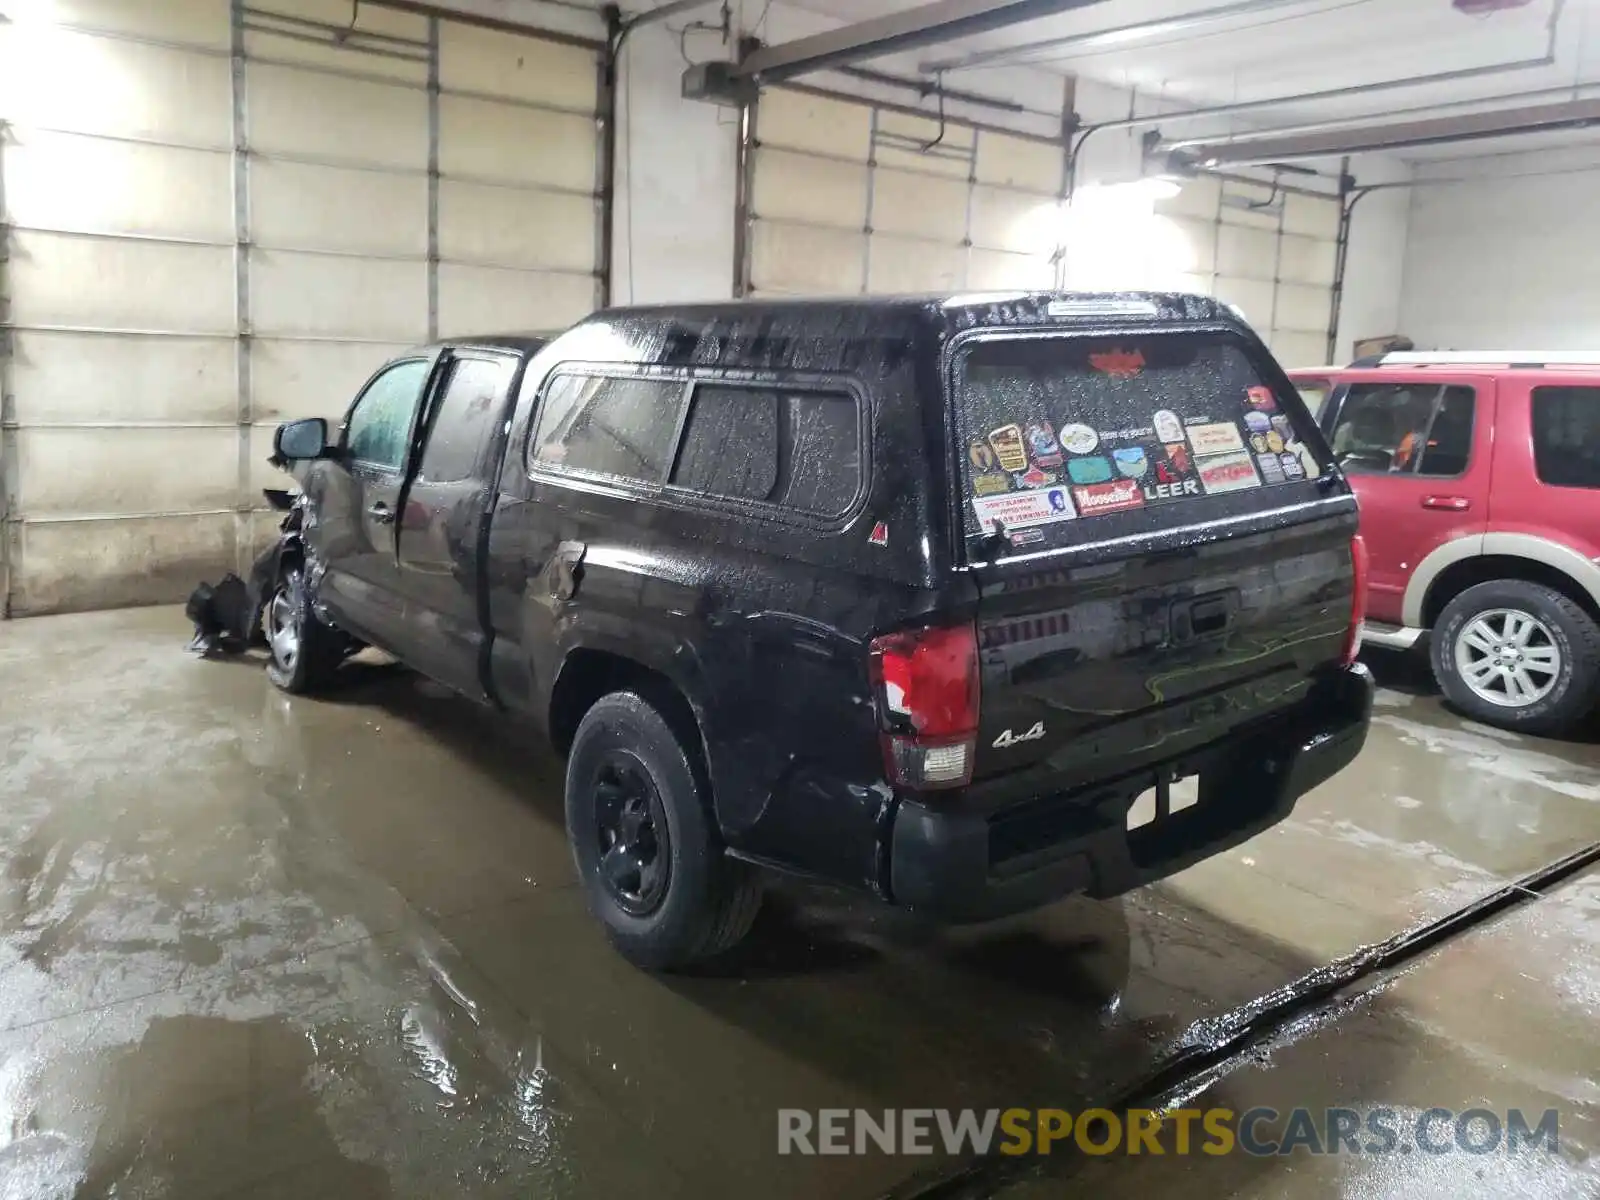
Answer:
[427, 16, 441, 341]
[0, 116, 13, 616]
[232, 0, 254, 576]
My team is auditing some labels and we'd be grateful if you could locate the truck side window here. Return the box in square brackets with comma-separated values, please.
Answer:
[531, 374, 685, 483]
[418, 356, 513, 483]
[1329, 384, 1474, 477]
[1531, 386, 1600, 489]
[670, 384, 861, 518]
[346, 359, 430, 471]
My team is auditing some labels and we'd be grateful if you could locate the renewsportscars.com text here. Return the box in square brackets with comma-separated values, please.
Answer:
[778, 1107, 1561, 1158]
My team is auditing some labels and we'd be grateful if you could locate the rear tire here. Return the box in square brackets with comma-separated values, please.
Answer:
[1431, 580, 1600, 735]
[264, 564, 345, 694]
[565, 690, 760, 970]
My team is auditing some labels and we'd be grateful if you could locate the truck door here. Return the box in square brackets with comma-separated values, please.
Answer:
[1322, 374, 1492, 626]
[312, 356, 436, 651]
[394, 349, 521, 698]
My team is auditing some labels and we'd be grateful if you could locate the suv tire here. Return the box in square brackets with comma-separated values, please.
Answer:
[565, 690, 761, 970]
[265, 564, 345, 694]
[1431, 580, 1600, 735]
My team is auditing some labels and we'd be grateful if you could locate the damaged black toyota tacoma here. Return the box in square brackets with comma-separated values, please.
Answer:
[266, 293, 1374, 969]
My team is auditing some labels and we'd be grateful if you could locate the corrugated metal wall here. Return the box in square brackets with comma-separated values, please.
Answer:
[0, 0, 603, 615]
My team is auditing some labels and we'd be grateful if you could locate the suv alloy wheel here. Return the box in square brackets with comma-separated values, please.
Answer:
[1432, 580, 1600, 735]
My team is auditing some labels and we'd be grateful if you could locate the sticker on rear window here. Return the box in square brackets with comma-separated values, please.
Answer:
[1246, 386, 1278, 413]
[1089, 349, 1145, 379]
[1185, 422, 1246, 456]
[1153, 409, 1184, 442]
[1067, 456, 1113, 485]
[972, 487, 1077, 532]
[987, 425, 1028, 472]
[1112, 447, 1149, 479]
[1198, 451, 1262, 494]
[1257, 453, 1287, 483]
[1073, 478, 1145, 515]
[1059, 423, 1098, 454]
[1024, 421, 1064, 468]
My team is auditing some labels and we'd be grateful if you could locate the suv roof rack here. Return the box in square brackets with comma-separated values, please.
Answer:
[1366, 351, 1600, 368]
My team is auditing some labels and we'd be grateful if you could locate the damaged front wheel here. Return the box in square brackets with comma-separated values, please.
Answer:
[265, 564, 344, 694]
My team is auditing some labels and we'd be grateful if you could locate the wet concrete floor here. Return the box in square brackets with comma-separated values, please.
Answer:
[0, 607, 1594, 1199]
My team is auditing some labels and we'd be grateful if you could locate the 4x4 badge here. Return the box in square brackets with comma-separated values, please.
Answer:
[993, 721, 1046, 749]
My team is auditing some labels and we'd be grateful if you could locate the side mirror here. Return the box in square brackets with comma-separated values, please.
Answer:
[274, 418, 330, 462]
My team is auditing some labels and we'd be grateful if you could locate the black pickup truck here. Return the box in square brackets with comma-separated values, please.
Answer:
[268, 292, 1374, 969]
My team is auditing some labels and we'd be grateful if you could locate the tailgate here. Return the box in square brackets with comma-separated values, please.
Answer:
[951, 325, 1357, 790]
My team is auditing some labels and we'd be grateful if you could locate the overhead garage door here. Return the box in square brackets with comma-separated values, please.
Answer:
[0, 0, 602, 616]
[744, 87, 1065, 298]
[1147, 176, 1341, 368]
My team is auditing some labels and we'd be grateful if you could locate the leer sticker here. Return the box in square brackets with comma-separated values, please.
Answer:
[1025, 421, 1064, 469]
[1072, 478, 1145, 516]
[1059, 423, 1099, 454]
[1153, 409, 1185, 443]
[1186, 422, 1246, 456]
[987, 425, 1029, 472]
[1143, 476, 1201, 502]
[1198, 450, 1263, 494]
[1089, 349, 1145, 379]
[972, 487, 1077, 533]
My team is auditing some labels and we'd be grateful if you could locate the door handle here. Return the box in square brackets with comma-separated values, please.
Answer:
[1421, 495, 1471, 512]
[367, 501, 396, 524]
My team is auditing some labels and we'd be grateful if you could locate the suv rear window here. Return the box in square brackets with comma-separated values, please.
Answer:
[955, 334, 1323, 541]
[1531, 386, 1600, 490]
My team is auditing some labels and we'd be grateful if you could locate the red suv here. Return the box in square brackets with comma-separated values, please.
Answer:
[1294, 352, 1600, 735]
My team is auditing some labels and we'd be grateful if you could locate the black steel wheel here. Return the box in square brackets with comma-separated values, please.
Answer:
[590, 751, 671, 916]
[565, 689, 761, 970]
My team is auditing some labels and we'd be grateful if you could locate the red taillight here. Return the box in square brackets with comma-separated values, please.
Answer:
[868, 623, 980, 789]
[1342, 534, 1369, 666]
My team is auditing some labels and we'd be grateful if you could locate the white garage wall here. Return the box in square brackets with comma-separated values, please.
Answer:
[0, 0, 602, 614]
[1400, 144, 1600, 350]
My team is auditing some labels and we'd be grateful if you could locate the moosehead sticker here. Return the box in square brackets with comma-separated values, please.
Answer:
[1073, 478, 1145, 516]
[1089, 349, 1146, 380]
[987, 424, 1029, 472]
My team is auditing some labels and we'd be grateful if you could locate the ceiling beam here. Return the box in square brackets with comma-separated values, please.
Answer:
[731, 0, 1115, 84]
[1171, 97, 1600, 167]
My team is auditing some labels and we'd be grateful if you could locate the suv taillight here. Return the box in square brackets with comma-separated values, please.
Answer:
[1342, 534, 1369, 667]
[868, 623, 980, 790]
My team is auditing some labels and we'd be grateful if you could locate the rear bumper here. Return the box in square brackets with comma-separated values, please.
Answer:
[887, 663, 1374, 922]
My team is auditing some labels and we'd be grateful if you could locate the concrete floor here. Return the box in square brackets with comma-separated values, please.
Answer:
[0, 607, 1595, 1200]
